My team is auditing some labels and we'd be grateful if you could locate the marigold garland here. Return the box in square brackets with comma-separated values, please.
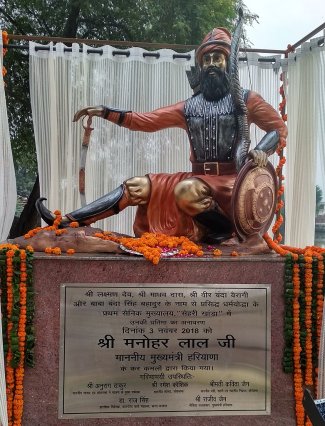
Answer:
[24, 210, 77, 255]
[0, 244, 35, 426]
[93, 231, 203, 264]
[272, 72, 287, 244]
[304, 252, 313, 387]
[263, 233, 325, 425]
[315, 255, 324, 391]
[2, 30, 9, 80]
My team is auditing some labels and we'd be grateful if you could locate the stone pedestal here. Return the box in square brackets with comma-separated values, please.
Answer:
[23, 253, 295, 425]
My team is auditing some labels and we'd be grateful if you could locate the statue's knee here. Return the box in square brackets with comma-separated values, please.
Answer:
[174, 178, 212, 216]
[125, 176, 151, 205]
[174, 179, 195, 202]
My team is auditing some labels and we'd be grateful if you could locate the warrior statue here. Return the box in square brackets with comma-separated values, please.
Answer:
[36, 12, 287, 247]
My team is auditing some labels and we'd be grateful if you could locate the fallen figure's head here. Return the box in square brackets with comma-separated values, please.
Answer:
[10, 226, 124, 254]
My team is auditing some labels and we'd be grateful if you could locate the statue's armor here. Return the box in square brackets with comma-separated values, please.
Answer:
[184, 91, 249, 162]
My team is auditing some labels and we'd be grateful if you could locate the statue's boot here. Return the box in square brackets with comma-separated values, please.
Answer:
[195, 210, 233, 244]
[36, 184, 124, 227]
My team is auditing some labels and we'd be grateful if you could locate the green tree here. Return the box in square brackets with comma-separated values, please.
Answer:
[0, 0, 257, 234]
[316, 185, 323, 216]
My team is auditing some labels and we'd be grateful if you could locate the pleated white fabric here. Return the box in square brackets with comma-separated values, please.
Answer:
[29, 42, 281, 235]
[0, 32, 16, 242]
[284, 37, 325, 247]
[0, 29, 12, 426]
[239, 52, 282, 168]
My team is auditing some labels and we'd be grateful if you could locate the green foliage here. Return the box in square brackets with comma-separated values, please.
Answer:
[4, 48, 37, 197]
[0, 0, 258, 197]
[316, 185, 323, 216]
[140, 0, 238, 45]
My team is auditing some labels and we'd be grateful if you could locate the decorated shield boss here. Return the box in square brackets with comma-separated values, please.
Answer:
[231, 160, 278, 240]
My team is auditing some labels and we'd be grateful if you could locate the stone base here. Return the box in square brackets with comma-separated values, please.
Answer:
[23, 252, 295, 425]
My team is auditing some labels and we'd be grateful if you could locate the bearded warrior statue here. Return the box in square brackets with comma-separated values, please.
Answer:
[36, 11, 287, 248]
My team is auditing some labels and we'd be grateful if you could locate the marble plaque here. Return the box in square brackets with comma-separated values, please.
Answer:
[59, 283, 271, 418]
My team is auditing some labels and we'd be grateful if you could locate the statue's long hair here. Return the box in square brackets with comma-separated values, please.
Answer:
[230, 8, 251, 171]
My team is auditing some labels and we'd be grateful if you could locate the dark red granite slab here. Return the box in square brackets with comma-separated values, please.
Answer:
[23, 253, 295, 426]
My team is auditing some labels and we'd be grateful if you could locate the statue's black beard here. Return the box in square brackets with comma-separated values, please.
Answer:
[200, 67, 230, 101]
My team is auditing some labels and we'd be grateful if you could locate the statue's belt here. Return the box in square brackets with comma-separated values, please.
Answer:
[192, 161, 236, 176]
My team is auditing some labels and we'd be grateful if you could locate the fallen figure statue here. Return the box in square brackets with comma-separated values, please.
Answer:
[10, 226, 124, 255]
[8, 222, 208, 264]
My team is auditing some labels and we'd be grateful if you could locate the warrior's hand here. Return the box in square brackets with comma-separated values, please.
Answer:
[248, 149, 268, 167]
[73, 106, 106, 122]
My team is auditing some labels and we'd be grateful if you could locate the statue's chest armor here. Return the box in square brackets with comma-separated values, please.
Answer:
[184, 93, 238, 162]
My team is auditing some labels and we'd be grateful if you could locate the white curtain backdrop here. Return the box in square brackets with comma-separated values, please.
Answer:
[0, 31, 16, 242]
[284, 37, 325, 247]
[239, 52, 282, 170]
[0, 29, 12, 426]
[29, 42, 281, 236]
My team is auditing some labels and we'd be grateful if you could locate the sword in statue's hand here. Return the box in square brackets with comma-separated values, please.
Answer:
[73, 105, 106, 206]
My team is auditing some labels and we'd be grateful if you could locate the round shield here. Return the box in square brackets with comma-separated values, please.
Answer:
[231, 160, 278, 241]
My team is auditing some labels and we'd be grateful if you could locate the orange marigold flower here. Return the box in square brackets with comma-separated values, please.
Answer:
[213, 249, 222, 256]
[66, 249, 75, 255]
[2, 31, 9, 47]
[231, 251, 239, 256]
[69, 221, 79, 228]
[20, 272, 27, 281]
[94, 233, 104, 238]
[6, 250, 15, 258]
[53, 218, 62, 227]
